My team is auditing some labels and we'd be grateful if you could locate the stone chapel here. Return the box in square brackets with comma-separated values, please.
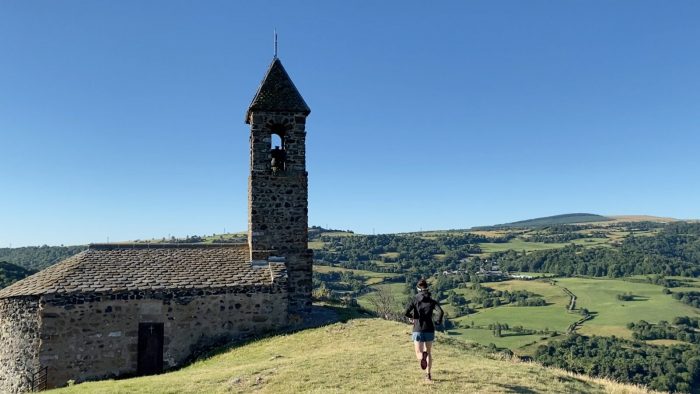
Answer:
[0, 56, 313, 393]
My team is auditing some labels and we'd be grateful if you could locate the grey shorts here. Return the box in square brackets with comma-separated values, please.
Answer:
[412, 332, 435, 342]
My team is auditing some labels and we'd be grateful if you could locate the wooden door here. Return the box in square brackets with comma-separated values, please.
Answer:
[137, 322, 164, 376]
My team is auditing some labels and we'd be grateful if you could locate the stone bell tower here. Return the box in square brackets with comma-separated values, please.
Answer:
[246, 57, 312, 314]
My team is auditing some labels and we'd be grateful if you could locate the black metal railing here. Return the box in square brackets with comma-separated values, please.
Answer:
[30, 366, 48, 392]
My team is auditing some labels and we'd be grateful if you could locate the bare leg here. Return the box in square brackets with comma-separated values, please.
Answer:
[414, 341, 425, 361]
[425, 341, 433, 377]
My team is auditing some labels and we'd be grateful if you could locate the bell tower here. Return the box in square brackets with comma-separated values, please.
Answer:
[246, 57, 312, 314]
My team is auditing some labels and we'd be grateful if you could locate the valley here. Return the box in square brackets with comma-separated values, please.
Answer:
[5, 214, 700, 392]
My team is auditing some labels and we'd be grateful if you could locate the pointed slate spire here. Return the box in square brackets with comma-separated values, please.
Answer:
[246, 58, 310, 123]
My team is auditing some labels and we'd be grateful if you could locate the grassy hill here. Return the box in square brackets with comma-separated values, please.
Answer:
[0, 261, 35, 288]
[52, 318, 652, 394]
[474, 213, 612, 230]
[0, 245, 86, 271]
[607, 215, 679, 223]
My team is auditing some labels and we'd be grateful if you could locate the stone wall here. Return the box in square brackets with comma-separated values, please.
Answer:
[38, 287, 288, 389]
[0, 296, 41, 394]
[286, 251, 313, 313]
[248, 111, 312, 313]
[249, 173, 309, 254]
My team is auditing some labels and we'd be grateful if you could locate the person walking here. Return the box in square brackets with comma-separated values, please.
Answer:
[404, 278, 444, 382]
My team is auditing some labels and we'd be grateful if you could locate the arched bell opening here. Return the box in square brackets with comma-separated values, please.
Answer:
[270, 131, 286, 173]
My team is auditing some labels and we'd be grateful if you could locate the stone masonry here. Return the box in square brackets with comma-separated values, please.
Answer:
[37, 287, 287, 388]
[0, 297, 41, 393]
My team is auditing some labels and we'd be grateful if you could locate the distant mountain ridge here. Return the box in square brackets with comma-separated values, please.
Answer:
[473, 213, 613, 230]
[472, 213, 684, 231]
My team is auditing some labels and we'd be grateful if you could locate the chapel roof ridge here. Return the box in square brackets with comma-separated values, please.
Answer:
[88, 242, 247, 250]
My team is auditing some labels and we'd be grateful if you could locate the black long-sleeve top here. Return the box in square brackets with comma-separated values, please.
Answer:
[404, 291, 444, 333]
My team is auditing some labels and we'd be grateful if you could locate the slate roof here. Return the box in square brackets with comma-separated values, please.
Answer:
[246, 57, 310, 123]
[0, 243, 286, 298]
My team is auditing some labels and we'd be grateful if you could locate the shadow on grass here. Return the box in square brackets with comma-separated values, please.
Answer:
[171, 304, 371, 374]
[499, 332, 541, 338]
[629, 295, 650, 301]
[494, 374, 597, 393]
[577, 311, 598, 322]
[75, 305, 367, 386]
[494, 384, 539, 394]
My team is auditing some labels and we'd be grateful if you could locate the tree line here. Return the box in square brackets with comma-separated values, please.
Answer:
[535, 334, 700, 393]
[629, 317, 700, 345]
[672, 291, 700, 308]
[493, 222, 700, 277]
[314, 233, 484, 276]
[0, 261, 35, 289]
[521, 224, 608, 243]
[0, 245, 86, 271]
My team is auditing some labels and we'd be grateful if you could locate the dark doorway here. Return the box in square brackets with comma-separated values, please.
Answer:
[137, 322, 164, 376]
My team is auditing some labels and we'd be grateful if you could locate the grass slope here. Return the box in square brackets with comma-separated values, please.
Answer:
[52, 318, 651, 394]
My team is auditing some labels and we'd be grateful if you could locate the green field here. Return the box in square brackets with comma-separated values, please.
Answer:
[556, 277, 700, 338]
[441, 277, 700, 350]
[461, 281, 575, 330]
[477, 237, 612, 255]
[351, 272, 700, 350]
[200, 232, 247, 243]
[308, 240, 325, 250]
[314, 265, 400, 286]
[478, 240, 567, 254]
[447, 327, 550, 350]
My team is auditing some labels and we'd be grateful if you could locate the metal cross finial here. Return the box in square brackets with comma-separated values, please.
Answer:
[274, 29, 278, 58]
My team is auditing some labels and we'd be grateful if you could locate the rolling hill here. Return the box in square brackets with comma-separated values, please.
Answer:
[52, 317, 652, 394]
[473, 213, 613, 230]
[0, 261, 35, 289]
[0, 245, 87, 271]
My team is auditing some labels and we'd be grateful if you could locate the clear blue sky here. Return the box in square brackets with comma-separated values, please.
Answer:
[1, 1, 699, 247]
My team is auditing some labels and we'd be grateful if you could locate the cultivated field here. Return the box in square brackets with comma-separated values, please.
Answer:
[314, 265, 399, 286]
[557, 277, 700, 338]
[443, 277, 700, 351]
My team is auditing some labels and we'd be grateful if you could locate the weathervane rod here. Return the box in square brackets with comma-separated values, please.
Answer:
[274, 29, 278, 58]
